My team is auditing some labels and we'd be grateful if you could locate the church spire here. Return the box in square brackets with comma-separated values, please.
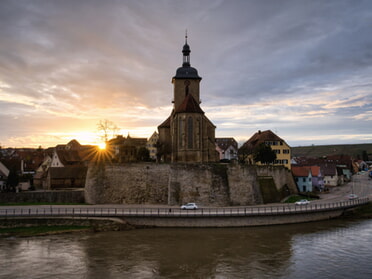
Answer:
[182, 30, 190, 67]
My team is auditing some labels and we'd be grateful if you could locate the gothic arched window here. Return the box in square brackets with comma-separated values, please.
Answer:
[187, 116, 193, 149]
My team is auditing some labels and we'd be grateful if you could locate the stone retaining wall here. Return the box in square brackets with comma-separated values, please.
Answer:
[85, 163, 169, 204]
[85, 163, 297, 206]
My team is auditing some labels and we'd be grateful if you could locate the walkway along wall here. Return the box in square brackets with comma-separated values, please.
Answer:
[84, 163, 298, 206]
[2, 199, 368, 228]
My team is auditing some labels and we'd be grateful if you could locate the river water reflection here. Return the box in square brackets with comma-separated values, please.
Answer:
[1, 219, 372, 279]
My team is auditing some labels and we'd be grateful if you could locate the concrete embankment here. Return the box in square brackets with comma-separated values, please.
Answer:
[120, 208, 349, 228]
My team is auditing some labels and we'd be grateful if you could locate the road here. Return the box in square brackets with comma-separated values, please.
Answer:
[317, 171, 372, 202]
[0, 172, 370, 218]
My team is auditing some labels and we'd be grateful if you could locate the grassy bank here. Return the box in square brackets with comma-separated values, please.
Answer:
[0, 225, 91, 237]
[0, 202, 86, 206]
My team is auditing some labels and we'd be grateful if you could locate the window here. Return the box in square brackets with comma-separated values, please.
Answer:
[303, 178, 306, 182]
[283, 149, 290, 154]
[187, 117, 193, 149]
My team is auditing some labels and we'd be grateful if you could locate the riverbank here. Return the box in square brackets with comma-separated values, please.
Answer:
[0, 225, 91, 237]
[0, 217, 136, 237]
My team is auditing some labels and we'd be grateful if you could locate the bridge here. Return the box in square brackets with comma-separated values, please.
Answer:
[0, 198, 369, 227]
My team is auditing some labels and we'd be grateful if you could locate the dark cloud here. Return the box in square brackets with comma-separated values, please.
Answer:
[0, 0, 371, 147]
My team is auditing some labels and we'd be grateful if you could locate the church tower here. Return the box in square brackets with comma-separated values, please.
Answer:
[158, 34, 217, 163]
[172, 34, 201, 110]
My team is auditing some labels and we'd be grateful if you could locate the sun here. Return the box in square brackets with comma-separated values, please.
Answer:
[98, 142, 106, 150]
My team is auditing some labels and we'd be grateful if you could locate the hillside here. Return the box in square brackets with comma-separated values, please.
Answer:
[291, 143, 372, 159]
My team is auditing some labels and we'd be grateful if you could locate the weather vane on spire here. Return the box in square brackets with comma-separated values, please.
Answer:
[185, 29, 188, 43]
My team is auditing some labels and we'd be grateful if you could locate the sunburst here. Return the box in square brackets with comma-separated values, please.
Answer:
[81, 143, 114, 164]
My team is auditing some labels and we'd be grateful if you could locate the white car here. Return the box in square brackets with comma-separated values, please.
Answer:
[181, 203, 198, 210]
[295, 199, 310, 205]
[348, 194, 358, 200]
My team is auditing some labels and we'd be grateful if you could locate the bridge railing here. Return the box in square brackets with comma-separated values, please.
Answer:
[0, 197, 369, 218]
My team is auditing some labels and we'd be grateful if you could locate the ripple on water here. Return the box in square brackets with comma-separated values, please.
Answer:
[0, 220, 372, 279]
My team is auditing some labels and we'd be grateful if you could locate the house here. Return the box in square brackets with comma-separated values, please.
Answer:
[292, 166, 312, 192]
[108, 135, 148, 162]
[309, 165, 324, 191]
[146, 131, 159, 160]
[43, 140, 90, 189]
[320, 163, 339, 186]
[240, 130, 291, 169]
[120, 135, 148, 162]
[108, 135, 126, 159]
[356, 160, 368, 171]
[33, 154, 52, 189]
[51, 148, 82, 167]
[0, 161, 10, 191]
[292, 165, 324, 192]
[47, 167, 87, 189]
[215, 138, 238, 161]
[337, 165, 352, 181]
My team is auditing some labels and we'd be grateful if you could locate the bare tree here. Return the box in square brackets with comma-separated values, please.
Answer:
[97, 119, 119, 143]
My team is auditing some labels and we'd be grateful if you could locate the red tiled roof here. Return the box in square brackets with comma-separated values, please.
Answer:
[56, 150, 82, 166]
[175, 94, 204, 114]
[319, 163, 337, 176]
[292, 166, 311, 177]
[241, 130, 285, 149]
[215, 138, 238, 150]
[309, 166, 321, 176]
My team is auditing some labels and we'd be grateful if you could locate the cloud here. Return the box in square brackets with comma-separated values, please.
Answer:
[0, 0, 371, 147]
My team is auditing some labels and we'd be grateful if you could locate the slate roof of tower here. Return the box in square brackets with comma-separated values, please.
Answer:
[173, 66, 201, 79]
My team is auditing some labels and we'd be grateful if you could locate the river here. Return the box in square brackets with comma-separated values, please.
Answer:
[1, 218, 371, 279]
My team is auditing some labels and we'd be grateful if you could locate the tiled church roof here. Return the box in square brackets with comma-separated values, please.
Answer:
[175, 94, 204, 114]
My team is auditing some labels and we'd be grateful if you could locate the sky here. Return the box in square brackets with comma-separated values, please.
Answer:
[0, 0, 371, 148]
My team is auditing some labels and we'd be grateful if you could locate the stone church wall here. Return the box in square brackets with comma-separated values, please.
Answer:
[85, 163, 297, 206]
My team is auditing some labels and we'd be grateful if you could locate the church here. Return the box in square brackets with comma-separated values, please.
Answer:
[158, 36, 218, 163]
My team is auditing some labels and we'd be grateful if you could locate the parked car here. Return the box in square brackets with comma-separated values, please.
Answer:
[295, 199, 310, 205]
[348, 194, 358, 200]
[181, 203, 198, 210]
